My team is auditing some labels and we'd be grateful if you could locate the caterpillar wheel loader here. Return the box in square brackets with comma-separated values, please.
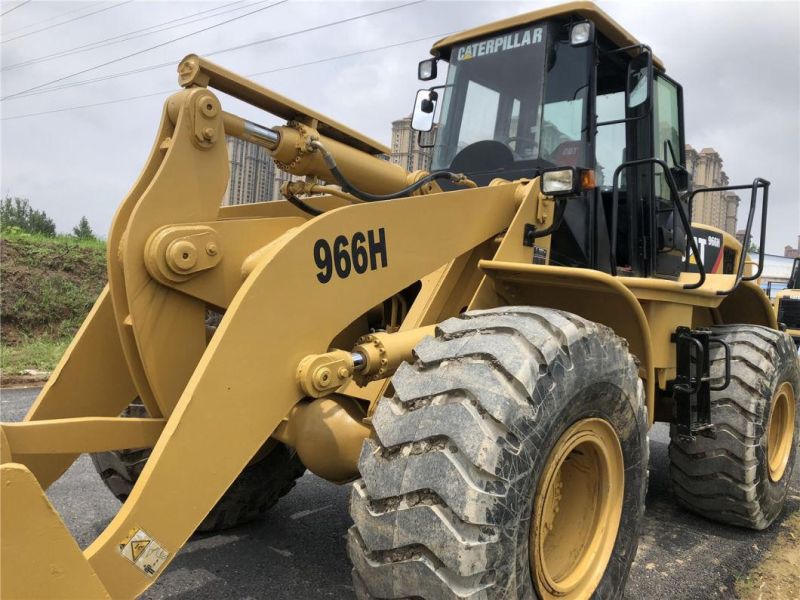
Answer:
[1, 2, 797, 598]
[772, 257, 800, 346]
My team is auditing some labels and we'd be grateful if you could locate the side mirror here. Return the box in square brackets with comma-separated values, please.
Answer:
[670, 166, 690, 194]
[626, 51, 652, 108]
[411, 89, 438, 132]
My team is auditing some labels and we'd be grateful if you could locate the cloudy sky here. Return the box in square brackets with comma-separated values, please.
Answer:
[1, 0, 798, 253]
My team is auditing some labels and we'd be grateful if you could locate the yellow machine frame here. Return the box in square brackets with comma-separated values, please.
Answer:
[0, 3, 778, 597]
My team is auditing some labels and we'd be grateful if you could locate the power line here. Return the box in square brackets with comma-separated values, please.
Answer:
[0, 0, 31, 18]
[3, 0, 425, 101]
[2, 0, 247, 72]
[1, 0, 286, 100]
[2, 1, 134, 44]
[2, 2, 101, 36]
[2, 30, 453, 121]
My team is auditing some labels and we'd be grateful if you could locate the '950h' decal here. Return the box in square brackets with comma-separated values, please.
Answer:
[314, 228, 387, 283]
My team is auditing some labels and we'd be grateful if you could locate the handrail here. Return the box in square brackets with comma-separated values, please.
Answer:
[688, 178, 770, 295]
[610, 157, 707, 290]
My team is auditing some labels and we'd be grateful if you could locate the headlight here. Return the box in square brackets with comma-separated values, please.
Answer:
[570, 22, 593, 46]
[542, 168, 577, 195]
[418, 59, 437, 81]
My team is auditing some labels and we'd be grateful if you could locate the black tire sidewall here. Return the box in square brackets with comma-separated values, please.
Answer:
[755, 342, 799, 522]
[512, 377, 647, 599]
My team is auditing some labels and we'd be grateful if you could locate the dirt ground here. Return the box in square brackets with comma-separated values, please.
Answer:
[735, 510, 800, 599]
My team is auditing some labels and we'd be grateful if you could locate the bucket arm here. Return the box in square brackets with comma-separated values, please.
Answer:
[1, 76, 521, 598]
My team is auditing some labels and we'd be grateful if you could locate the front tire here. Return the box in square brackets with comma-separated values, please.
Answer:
[348, 307, 648, 599]
[91, 402, 306, 533]
[669, 324, 799, 529]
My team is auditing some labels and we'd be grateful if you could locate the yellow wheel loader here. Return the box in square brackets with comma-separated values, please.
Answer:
[772, 257, 800, 346]
[2, 2, 797, 599]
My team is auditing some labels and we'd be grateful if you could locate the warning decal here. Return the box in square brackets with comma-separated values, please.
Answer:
[119, 528, 170, 576]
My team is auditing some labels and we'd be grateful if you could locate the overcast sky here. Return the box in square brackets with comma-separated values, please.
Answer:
[1, 0, 798, 253]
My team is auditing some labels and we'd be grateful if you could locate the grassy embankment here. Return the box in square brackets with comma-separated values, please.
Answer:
[0, 229, 105, 383]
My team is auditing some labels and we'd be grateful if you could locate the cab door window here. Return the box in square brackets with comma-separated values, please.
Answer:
[653, 75, 683, 200]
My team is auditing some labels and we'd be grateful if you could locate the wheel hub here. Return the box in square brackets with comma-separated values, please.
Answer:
[531, 418, 624, 599]
[767, 382, 796, 482]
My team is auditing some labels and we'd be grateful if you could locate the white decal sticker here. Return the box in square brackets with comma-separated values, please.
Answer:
[456, 28, 543, 61]
[119, 528, 170, 577]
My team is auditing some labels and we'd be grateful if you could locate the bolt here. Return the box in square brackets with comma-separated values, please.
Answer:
[313, 367, 332, 390]
[199, 95, 218, 117]
[168, 240, 198, 272]
[338, 367, 350, 379]
[205, 242, 218, 256]
[202, 127, 215, 141]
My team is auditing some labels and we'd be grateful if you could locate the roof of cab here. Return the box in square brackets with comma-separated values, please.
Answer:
[430, 1, 664, 71]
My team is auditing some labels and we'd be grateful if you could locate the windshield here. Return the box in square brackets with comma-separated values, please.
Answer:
[431, 26, 547, 172]
[431, 22, 591, 180]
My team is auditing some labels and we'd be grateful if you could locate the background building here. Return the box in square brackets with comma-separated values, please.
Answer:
[390, 117, 436, 172]
[222, 136, 277, 205]
[784, 236, 800, 258]
[685, 145, 740, 235]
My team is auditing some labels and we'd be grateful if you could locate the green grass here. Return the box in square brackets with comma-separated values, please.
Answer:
[1, 228, 106, 378]
[0, 336, 71, 376]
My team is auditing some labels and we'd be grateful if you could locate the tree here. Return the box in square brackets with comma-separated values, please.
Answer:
[72, 216, 95, 240]
[0, 197, 56, 236]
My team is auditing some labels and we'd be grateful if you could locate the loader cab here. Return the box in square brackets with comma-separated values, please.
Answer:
[414, 11, 690, 279]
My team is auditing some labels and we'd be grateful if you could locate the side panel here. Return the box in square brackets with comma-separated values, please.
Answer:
[718, 280, 777, 328]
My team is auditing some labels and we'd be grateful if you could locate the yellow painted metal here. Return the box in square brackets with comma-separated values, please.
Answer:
[2, 417, 164, 456]
[20, 286, 137, 488]
[273, 395, 371, 483]
[178, 54, 388, 155]
[0, 427, 11, 464]
[106, 95, 178, 418]
[767, 382, 796, 482]
[73, 182, 517, 598]
[3, 23, 784, 596]
[352, 325, 437, 384]
[688, 223, 742, 275]
[718, 280, 777, 329]
[773, 287, 800, 340]
[144, 217, 305, 308]
[640, 301, 693, 369]
[116, 88, 229, 418]
[296, 349, 356, 398]
[218, 195, 351, 220]
[268, 122, 412, 196]
[0, 463, 111, 599]
[431, 1, 665, 70]
[145, 225, 222, 282]
[530, 418, 624, 600]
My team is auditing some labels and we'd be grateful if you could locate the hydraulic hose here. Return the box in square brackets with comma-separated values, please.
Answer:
[309, 140, 474, 202]
[286, 193, 324, 216]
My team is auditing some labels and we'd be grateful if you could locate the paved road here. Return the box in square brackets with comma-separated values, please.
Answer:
[2, 386, 798, 599]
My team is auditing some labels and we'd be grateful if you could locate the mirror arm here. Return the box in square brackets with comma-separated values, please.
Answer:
[417, 130, 436, 150]
[596, 114, 647, 127]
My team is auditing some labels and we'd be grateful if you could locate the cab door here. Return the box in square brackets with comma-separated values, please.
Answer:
[651, 73, 688, 278]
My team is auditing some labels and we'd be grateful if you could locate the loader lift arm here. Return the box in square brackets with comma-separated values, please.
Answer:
[1, 57, 520, 598]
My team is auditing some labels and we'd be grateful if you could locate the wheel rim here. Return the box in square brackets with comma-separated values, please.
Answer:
[531, 418, 624, 599]
[767, 382, 795, 482]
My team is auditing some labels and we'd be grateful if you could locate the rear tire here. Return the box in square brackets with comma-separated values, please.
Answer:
[91, 402, 306, 533]
[668, 324, 799, 529]
[348, 306, 648, 599]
